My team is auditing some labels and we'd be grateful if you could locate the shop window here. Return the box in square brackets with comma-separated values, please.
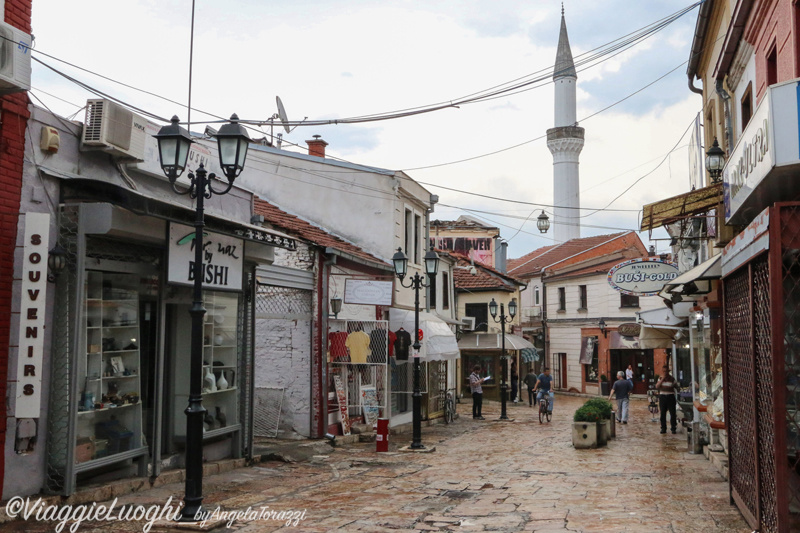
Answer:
[620, 293, 639, 308]
[584, 341, 599, 382]
[741, 82, 753, 130]
[578, 285, 587, 310]
[442, 272, 449, 309]
[465, 303, 488, 332]
[558, 287, 566, 311]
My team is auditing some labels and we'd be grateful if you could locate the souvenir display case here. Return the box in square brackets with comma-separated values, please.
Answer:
[75, 271, 146, 468]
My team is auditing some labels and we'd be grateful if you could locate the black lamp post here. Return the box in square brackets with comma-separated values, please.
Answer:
[489, 297, 516, 420]
[155, 114, 250, 521]
[705, 137, 725, 184]
[599, 318, 607, 338]
[392, 246, 439, 449]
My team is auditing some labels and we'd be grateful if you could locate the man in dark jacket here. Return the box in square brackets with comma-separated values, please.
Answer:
[655, 365, 680, 434]
[523, 370, 538, 407]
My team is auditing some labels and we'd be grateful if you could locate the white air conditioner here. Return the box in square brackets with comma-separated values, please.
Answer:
[523, 306, 542, 318]
[0, 21, 32, 94]
[81, 99, 147, 161]
[461, 317, 476, 330]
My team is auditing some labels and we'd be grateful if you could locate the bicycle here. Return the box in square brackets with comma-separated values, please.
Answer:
[537, 390, 552, 424]
[444, 390, 457, 424]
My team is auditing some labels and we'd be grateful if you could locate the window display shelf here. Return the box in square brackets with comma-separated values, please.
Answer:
[77, 402, 140, 415]
[203, 387, 237, 396]
[74, 446, 148, 474]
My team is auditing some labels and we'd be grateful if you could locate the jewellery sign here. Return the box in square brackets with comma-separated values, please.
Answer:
[168, 222, 244, 290]
[15, 213, 49, 418]
[607, 258, 679, 297]
[344, 279, 393, 306]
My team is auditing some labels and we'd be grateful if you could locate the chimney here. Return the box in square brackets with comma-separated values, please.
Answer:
[495, 240, 508, 273]
[306, 135, 328, 158]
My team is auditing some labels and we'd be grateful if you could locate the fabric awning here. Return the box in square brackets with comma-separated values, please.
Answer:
[388, 309, 460, 361]
[636, 306, 688, 349]
[458, 333, 534, 351]
[640, 183, 722, 231]
[662, 254, 721, 296]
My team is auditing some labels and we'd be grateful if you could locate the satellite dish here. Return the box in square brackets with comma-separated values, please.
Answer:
[276, 96, 290, 133]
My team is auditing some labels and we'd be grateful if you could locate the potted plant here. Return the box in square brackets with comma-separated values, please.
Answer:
[599, 374, 610, 396]
[572, 405, 602, 449]
[584, 398, 612, 445]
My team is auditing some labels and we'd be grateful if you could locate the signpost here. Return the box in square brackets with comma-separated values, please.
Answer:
[607, 258, 679, 297]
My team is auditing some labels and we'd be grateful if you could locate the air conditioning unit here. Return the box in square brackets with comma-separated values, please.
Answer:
[523, 306, 542, 318]
[81, 99, 147, 161]
[0, 21, 32, 94]
[461, 317, 476, 330]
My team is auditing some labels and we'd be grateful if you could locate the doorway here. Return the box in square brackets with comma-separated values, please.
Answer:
[610, 349, 654, 395]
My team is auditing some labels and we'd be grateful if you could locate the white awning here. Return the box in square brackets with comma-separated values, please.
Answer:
[388, 309, 460, 362]
[457, 333, 535, 351]
[662, 254, 721, 296]
[636, 307, 688, 349]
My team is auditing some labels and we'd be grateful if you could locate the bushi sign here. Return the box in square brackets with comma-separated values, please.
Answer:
[607, 258, 679, 297]
[168, 222, 244, 290]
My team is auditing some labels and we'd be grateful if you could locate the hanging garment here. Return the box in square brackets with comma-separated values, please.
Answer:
[346, 330, 371, 364]
[388, 330, 397, 360]
[394, 328, 412, 361]
[329, 331, 349, 361]
[368, 328, 387, 363]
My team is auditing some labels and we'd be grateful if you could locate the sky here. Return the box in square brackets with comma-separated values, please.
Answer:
[28, 0, 705, 260]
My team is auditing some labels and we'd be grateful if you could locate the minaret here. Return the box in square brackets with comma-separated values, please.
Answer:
[547, 6, 584, 243]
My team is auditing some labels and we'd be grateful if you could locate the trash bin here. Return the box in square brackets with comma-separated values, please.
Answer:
[376, 418, 389, 452]
[687, 421, 702, 454]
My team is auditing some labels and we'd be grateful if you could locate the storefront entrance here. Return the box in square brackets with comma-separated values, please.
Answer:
[610, 349, 654, 395]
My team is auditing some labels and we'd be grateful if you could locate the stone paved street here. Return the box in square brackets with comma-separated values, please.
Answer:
[4, 395, 749, 532]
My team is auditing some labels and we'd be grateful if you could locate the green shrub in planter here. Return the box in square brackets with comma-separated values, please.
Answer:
[584, 398, 613, 420]
[573, 405, 602, 423]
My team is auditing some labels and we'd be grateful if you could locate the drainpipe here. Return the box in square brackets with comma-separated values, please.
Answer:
[716, 79, 734, 156]
[541, 271, 550, 386]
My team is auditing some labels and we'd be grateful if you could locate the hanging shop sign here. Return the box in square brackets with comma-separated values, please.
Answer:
[344, 279, 393, 306]
[724, 79, 800, 224]
[607, 258, 679, 297]
[168, 222, 244, 290]
[617, 323, 641, 338]
[15, 213, 50, 419]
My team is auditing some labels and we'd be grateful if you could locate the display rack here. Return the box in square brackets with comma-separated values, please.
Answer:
[173, 291, 240, 439]
[76, 271, 146, 467]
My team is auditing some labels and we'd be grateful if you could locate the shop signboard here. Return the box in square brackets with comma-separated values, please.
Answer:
[15, 213, 49, 418]
[721, 207, 770, 277]
[724, 79, 800, 224]
[168, 222, 244, 290]
[607, 258, 679, 297]
[344, 279, 393, 306]
[617, 323, 641, 338]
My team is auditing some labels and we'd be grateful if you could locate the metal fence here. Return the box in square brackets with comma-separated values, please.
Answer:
[253, 387, 285, 438]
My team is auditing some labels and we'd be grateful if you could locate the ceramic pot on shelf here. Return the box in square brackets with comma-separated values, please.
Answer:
[215, 406, 227, 428]
[217, 370, 229, 391]
[204, 368, 217, 393]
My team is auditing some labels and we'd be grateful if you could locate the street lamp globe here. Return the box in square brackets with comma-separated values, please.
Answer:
[155, 116, 193, 182]
[489, 298, 498, 319]
[392, 248, 408, 279]
[216, 114, 251, 182]
[536, 211, 550, 233]
[705, 137, 725, 183]
[424, 248, 440, 277]
[508, 298, 517, 319]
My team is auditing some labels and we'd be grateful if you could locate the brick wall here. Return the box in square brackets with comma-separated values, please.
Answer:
[1, 0, 33, 493]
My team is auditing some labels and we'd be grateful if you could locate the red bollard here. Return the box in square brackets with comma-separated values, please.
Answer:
[376, 418, 389, 452]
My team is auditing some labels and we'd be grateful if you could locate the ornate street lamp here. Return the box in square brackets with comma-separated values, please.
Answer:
[47, 243, 67, 282]
[536, 211, 550, 234]
[392, 246, 439, 449]
[155, 114, 250, 521]
[705, 137, 725, 184]
[598, 318, 607, 338]
[490, 297, 516, 420]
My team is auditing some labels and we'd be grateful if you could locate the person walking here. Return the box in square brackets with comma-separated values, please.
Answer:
[626, 364, 634, 385]
[469, 365, 485, 420]
[609, 371, 633, 424]
[655, 364, 679, 434]
[523, 370, 538, 407]
[510, 361, 519, 403]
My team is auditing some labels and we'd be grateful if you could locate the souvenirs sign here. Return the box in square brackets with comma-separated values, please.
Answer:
[607, 258, 679, 297]
[15, 213, 49, 418]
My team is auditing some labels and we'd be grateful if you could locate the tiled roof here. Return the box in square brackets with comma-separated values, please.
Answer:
[508, 232, 640, 278]
[449, 252, 525, 292]
[545, 258, 633, 282]
[253, 198, 390, 269]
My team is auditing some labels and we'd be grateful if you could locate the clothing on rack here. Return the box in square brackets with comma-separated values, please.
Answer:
[394, 328, 412, 360]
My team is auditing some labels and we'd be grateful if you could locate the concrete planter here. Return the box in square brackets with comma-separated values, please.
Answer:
[572, 422, 598, 449]
[597, 419, 610, 446]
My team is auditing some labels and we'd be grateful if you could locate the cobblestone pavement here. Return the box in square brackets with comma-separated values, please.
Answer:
[4, 395, 749, 532]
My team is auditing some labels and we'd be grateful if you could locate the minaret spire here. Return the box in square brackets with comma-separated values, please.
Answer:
[547, 7, 584, 243]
